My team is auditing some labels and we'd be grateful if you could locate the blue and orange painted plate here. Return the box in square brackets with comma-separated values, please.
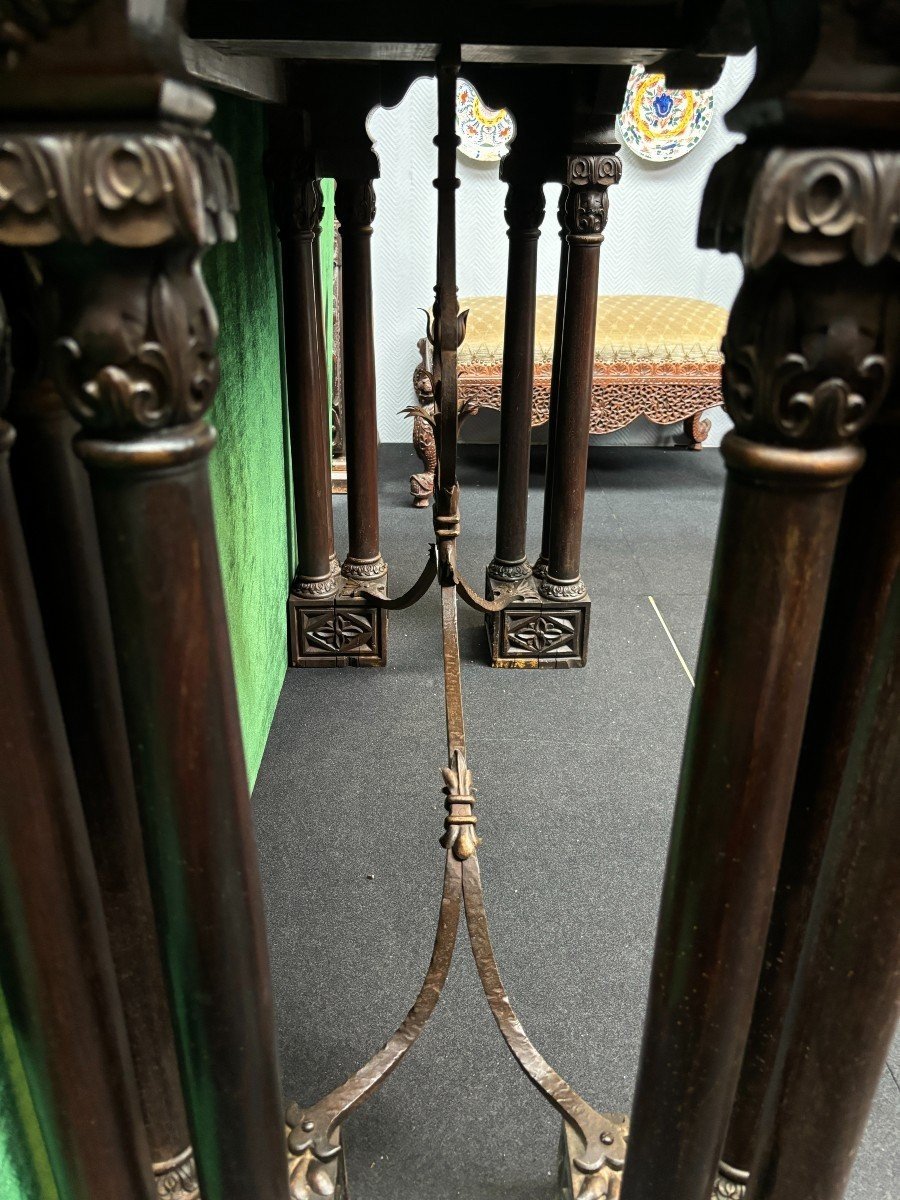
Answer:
[456, 79, 516, 162]
[616, 66, 714, 163]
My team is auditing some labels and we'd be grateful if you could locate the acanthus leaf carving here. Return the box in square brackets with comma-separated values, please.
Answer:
[335, 179, 376, 231]
[720, 266, 896, 448]
[702, 146, 900, 268]
[51, 252, 221, 433]
[0, 132, 237, 250]
[564, 153, 621, 239]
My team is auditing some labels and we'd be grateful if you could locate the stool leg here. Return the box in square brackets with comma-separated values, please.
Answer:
[620, 144, 889, 1200]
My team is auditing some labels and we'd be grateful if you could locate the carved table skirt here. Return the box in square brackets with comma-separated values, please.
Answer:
[408, 293, 727, 505]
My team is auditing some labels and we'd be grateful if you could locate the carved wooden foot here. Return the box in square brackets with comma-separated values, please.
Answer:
[683, 411, 712, 449]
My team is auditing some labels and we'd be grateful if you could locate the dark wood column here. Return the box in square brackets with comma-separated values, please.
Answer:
[335, 178, 386, 583]
[533, 186, 568, 581]
[487, 179, 545, 583]
[538, 153, 620, 603]
[0, 129, 289, 1200]
[3, 257, 194, 1194]
[621, 143, 886, 1200]
[735, 400, 900, 1200]
[0, 301, 156, 1200]
[271, 159, 339, 599]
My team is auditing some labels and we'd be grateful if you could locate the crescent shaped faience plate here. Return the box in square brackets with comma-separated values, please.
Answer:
[616, 65, 714, 163]
[456, 79, 516, 162]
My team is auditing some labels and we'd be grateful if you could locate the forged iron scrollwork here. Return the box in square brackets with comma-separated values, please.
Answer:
[285, 51, 627, 1200]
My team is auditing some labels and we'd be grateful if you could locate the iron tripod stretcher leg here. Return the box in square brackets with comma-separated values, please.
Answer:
[284, 49, 628, 1200]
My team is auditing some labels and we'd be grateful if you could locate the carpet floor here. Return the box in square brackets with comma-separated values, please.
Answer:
[252, 444, 900, 1200]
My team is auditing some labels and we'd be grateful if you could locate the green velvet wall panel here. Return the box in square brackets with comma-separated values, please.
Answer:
[206, 93, 292, 787]
[0, 990, 56, 1200]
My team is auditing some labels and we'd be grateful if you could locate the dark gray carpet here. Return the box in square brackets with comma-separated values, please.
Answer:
[252, 444, 899, 1200]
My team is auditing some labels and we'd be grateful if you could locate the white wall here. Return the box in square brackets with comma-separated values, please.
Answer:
[367, 52, 756, 445]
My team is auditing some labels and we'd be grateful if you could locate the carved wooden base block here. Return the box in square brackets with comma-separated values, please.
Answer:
[289, 573, 388, 668]
[557, 1116, 628, 1200]
[484, 572, 590, 668]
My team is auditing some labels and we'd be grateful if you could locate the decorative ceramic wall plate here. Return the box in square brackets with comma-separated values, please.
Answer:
[616, 65, 714, 163]
[456, 79, 516, 161]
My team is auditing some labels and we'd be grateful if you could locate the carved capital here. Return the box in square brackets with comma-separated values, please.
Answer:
[270, 165, 323, 240]
[701, 146, 900, 269]
[335, 179, 376, 231]
[504, 180, 545, 236]
[701, 145, 900, 451]
[563, 154, 621, 240]
[0, 131, 237, 249]
[721, 268, 896, 449]
[46, 247, 221, 434]
[566, 154, 622, 189]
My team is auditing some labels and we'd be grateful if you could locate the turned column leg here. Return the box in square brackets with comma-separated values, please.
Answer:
[3, 257, 194, 1193]
[335, 178, 385, 584]
[0, 299, 156, 1200]
[620, 145, 893, 1200]
[743, 439, 900, 1200]
[530, 155, 620, 669]
[488, 179, 545, 584]
[485, 178, 555, 667]
[6, 128, 289, 1200]
[271, 168, 338, 601]
[721, 358, 900, 1195]
[534, 186, 568, 581]
[312, 209, 339, 577]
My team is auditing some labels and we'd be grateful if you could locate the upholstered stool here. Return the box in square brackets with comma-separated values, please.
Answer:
[407, 293, 727, 505]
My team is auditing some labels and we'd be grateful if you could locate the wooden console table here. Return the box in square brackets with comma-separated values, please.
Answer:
[0, 8, 897, 1200]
